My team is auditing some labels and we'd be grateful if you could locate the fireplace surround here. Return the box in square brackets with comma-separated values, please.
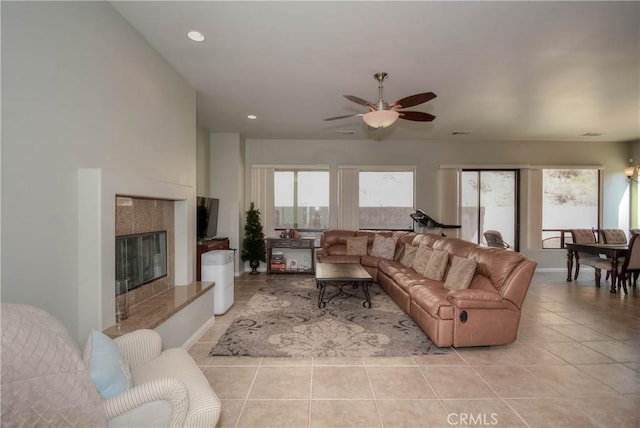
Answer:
[115, 196, 175, 310]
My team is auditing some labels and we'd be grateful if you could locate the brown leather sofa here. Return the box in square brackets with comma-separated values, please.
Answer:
[316, 230, 537, 348]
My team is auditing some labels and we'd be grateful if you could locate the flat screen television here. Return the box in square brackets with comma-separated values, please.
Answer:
[197, 197, 219, 241]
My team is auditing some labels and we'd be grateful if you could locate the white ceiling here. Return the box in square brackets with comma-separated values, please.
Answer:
[112, 1, 639, 142]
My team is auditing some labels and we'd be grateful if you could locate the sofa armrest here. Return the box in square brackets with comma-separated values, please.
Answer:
[103, 378, 189, 427]
[113, 329, 162, 369]
[316, 249, 328, 258]
[447, 289, 512, 310]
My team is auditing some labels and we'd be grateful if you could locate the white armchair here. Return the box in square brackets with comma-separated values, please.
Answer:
[1, 303, 220, 428]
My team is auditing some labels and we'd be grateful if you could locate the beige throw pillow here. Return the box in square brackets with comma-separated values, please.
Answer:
[346, 236, 368, 256]
[444, 256, 477, 291]
[423, 249, 449, 281]
[412, 245, 432, 274]
[370, 235, 398, 259]
[400, 244, 418, 268]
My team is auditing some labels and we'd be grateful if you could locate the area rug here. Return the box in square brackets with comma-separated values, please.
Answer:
[209, 276, 451, 357]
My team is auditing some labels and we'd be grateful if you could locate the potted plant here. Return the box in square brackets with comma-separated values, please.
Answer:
[241, 202, 266, 274]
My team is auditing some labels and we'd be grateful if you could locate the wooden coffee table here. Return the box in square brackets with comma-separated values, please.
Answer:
[315, 263, 373, 308]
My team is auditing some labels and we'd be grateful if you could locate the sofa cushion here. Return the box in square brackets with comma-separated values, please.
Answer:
[412, 244, 433, 274]
[370, 235, 397, 259]
[424, 249, 449, 281]
[410, 284, 454, 320]
[326, 244, 347, 256]
[444, 256, 477, 291]
[399, 244, 418, 268]
[83, 329, 133, 399]
[468, 247, 527, 291]
[379, 260, 429, 292]
[346, 236, 369, 255]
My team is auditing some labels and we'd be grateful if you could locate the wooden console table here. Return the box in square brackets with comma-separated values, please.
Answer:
[267, 238, 315, 274]
[196, 238, 230, 280]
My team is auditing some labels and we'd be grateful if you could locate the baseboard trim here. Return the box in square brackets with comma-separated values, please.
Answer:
[181, 315, 216, 349]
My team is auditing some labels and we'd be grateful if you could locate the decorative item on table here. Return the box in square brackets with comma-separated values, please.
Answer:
[286, 258, 298, 271]
[270, 250, 286, 271]
[279, 230, 289, 238]
[115, 279, 129, 322]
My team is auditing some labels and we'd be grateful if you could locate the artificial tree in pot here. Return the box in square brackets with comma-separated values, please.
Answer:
[241, 202, 266, 274]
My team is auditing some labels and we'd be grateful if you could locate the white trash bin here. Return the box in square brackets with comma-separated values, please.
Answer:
[201, 249, 235, 315]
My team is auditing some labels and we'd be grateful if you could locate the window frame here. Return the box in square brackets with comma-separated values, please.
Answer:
[540, 168, 602, 249]
[459, 169, 520, 251]
[356, 167, 416, 231]
[273, 168, 330, 232]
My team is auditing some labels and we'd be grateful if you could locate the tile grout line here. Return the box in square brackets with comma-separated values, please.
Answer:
[308, 359, 314, 428]
[362, 362, 385, 428]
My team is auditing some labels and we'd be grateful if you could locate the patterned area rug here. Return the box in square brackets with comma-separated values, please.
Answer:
[210, 276, 451, 357]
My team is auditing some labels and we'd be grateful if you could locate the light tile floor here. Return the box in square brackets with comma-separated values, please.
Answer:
[188, 271, 640, 427]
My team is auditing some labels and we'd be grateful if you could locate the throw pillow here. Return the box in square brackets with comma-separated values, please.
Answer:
[423, 249, 449, 281]
[444, 256, 477, 291]
[370, 235, 398, 259]
[400, 244, 418, 268]
[412, 244, 433, 274]
[346, 236, 369, 256]
[83, 329, 132, 399]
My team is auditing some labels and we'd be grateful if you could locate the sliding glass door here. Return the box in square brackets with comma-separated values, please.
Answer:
[460, 170, 519, 250]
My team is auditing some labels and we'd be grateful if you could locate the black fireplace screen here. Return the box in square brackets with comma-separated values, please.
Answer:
[115, 231, 167, 295]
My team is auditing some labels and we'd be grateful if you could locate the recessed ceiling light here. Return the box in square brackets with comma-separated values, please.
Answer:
[247, 115, 257, 120]
[452, 131, 472, 135]
[582, 132, 602, 137]
[187, 31, 205, 42]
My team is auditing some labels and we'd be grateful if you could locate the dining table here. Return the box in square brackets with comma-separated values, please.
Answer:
[565, 242, 628, 293]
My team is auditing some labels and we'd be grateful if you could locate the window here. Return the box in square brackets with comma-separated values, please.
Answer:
[359, 170, 414, 230]
[542, 169, 600, 248]
[274, 170, 329, 230]
[460, 170, 519, 249]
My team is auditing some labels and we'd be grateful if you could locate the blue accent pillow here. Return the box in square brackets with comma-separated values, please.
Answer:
[84, 329, 132, 399]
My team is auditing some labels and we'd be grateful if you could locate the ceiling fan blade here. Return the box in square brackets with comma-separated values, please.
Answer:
[323, 113, 363, 121]
[390, 92, 437, 109]
[343, 95, 375, 108]
[399, 111, 436, 122]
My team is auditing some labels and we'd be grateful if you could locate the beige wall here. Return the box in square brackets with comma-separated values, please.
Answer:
[243, 137, 632, 269]
[2, 2, 197, 342]
[197, 125, 211, 197]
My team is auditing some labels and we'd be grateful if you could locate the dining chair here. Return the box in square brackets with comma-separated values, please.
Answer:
[599, 229, 627, 281]
[617, 233, 640, 294]
[570, 229, 615, 287]
[483, 230, 510, 249]
[600, 229, 627, 245]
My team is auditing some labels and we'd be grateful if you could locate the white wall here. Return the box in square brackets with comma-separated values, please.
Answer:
[209, 133, 245, 274]
[196, 125, 211, 196]
[244, 138, 631, 268]
[1, 2, 197, 342]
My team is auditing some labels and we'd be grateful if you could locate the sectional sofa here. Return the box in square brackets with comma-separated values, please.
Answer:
[316, 230, 537, 348]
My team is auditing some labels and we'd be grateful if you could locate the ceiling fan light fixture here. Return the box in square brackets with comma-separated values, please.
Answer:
[363, 110, 400, 129]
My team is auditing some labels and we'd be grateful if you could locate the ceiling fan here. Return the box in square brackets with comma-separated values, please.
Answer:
[324, 72, 436, 129]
